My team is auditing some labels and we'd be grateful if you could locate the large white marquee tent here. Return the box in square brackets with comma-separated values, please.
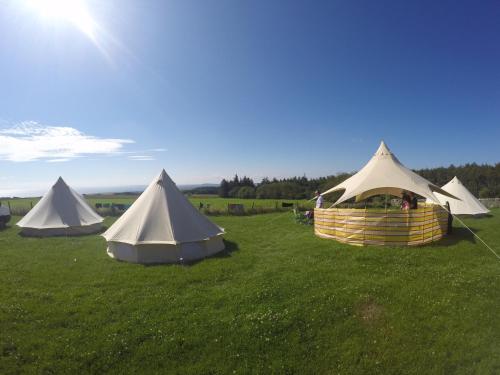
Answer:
[428, 176, 490, 215]
[17, 177, 103, 236]
[321, 141, 458, 205]
[102, 169, 225, 264]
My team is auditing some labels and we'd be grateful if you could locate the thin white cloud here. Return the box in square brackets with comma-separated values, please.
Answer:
[46, 158, 72, 163]
[128, 155, 155, 161]
[0, 121, 134, 162]
[113, 148, 167, 155]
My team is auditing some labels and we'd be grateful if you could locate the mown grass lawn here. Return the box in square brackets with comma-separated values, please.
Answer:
[1, 210, 499, 374]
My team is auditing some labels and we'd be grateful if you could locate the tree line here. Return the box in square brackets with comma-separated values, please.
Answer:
[415, 163, 500, 198]
[217, 162, 500, 200]
[219, 173, 353, 200]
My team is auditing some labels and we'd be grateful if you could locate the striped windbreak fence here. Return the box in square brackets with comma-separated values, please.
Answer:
[314, 204, 448, 246]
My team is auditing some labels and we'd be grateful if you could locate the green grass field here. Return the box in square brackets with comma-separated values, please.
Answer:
[1, 210, 499, 374]
[2, 195, 314, 212]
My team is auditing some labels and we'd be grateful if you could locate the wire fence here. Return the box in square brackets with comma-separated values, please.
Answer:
[479, 198, 500, 209]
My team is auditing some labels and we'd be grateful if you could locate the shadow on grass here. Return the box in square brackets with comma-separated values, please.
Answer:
[96, 225, 109, 234]
[477, 213, 494, 219]
[436, 226, 478, 246]
[143, 239, 240, 267]
[456, 213, 494, 219]
[210, 239, 240, 259]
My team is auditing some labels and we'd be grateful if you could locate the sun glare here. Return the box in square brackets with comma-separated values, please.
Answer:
[25, 0, 97, 39]
[21, 0, 127, 63]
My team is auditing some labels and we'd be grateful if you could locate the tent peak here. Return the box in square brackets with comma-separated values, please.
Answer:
[54, 177, 67, 187]
[375, 141, 392, 156]
[157, 169, 172, 184]
[159, 169, 170, 179]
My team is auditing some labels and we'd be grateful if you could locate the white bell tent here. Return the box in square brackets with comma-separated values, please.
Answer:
[428, 176, 490, 215]
[17, 177, 103, 236]
[102, 169, 225, 264]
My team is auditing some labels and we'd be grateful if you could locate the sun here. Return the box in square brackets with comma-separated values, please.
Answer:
[25, 0, 97, 40]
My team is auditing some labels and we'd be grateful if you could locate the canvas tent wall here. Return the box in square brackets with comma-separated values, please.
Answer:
[321, 141, 458, 205]
[16, 177, 103, 236]
[427, 176, 490, 215]
[102, 169, 225, 264]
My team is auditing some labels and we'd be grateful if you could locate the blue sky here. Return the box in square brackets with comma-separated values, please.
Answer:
[0, 0, 499, 196]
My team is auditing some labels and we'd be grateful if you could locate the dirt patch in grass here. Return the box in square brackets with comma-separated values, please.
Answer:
[357, 298, 384, 326]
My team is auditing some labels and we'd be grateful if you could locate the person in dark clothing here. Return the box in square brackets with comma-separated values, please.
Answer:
[445, 201, 453, 234]
[409, 192, 418, 209]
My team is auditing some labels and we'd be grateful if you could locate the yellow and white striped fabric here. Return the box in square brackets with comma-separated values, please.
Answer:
[314, 204, 448, 246]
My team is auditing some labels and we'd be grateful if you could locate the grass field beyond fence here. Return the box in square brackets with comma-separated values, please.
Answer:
[1, 195, 315, 216]
[1, 209, 499, 374]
